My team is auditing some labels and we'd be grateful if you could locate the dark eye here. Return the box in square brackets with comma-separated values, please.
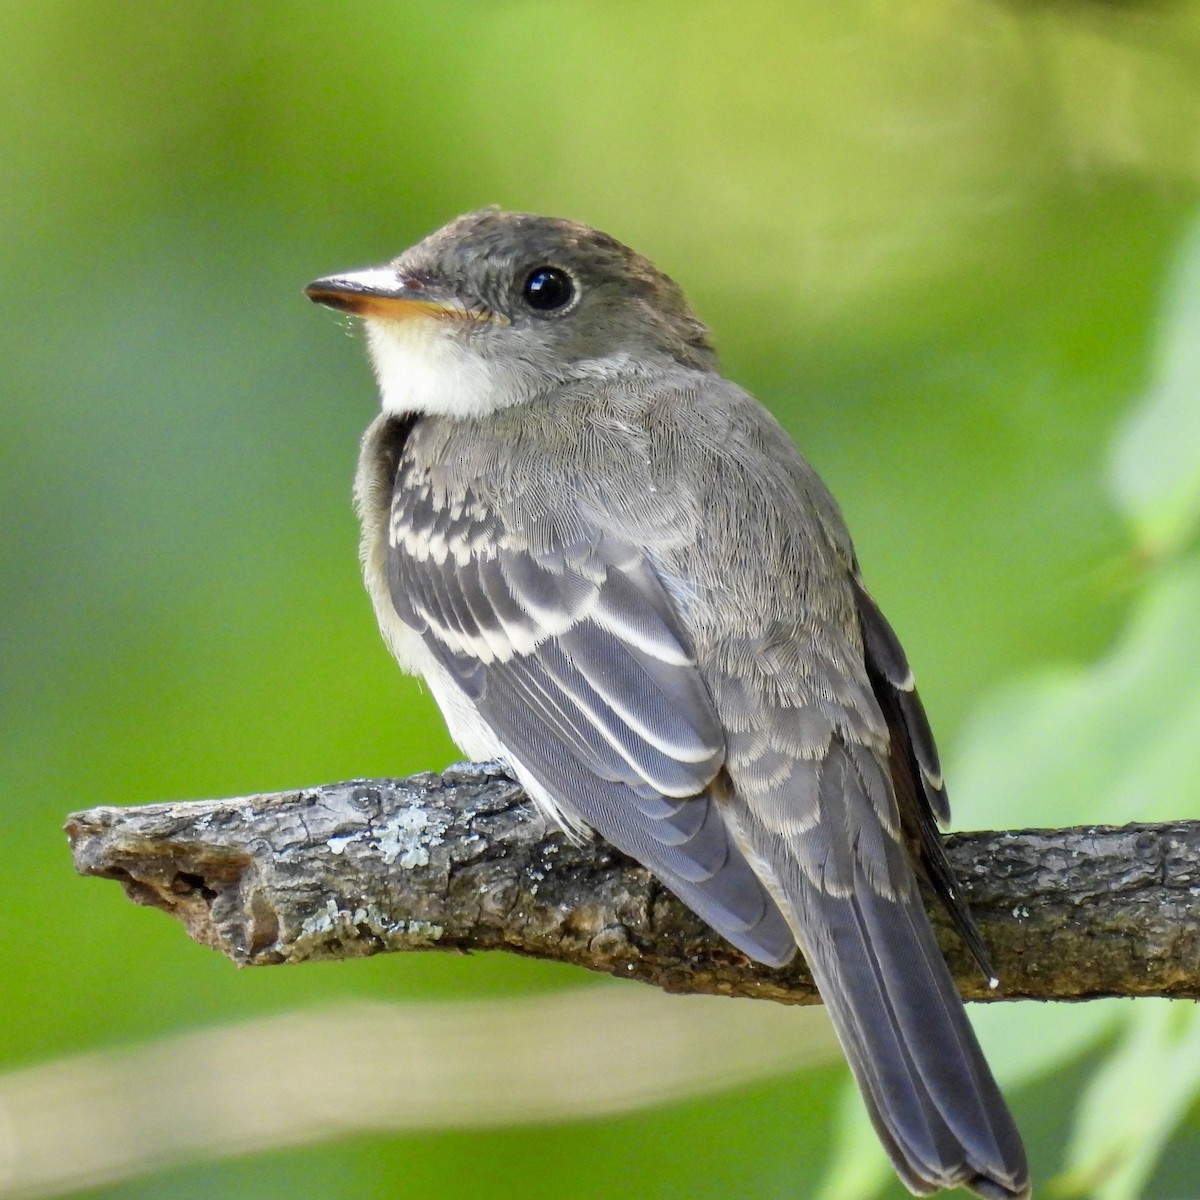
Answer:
[522, 266, 575, 312]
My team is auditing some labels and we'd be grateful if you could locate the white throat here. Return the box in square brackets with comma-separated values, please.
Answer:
[364, 318, 528, 419]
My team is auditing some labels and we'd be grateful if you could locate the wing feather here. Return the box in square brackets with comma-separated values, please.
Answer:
[387, 467, 796, 967]
[853, 578, 948, 820]
[852, 576, 995, 980]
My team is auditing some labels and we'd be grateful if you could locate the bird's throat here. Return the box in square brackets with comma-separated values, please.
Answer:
[364, 319, 526, 419]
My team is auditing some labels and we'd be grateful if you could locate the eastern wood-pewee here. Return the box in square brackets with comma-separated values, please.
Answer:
[306, 209, 1029, 1199]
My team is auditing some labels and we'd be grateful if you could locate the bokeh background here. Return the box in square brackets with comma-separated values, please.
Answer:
[3, 2, 1200, 1197]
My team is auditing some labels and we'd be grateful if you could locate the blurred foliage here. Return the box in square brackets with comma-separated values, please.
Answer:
[1112, 217, 1200, 560]
[1, 2, 1199, 1198]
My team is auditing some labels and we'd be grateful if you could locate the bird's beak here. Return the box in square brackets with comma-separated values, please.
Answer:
[305, 267, 491, 322]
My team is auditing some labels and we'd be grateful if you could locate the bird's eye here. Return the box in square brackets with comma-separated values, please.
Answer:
[522, 266, 575, 312]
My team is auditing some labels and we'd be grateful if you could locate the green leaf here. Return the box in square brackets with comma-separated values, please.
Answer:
[1111, 215, 1200, 559]
[1057, 1001, 1200, 1200]
[952, 553, 1200, 832]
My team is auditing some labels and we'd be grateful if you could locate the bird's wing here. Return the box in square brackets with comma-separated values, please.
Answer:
[852, 576, 995, 979]
[385, 460, 796, 967]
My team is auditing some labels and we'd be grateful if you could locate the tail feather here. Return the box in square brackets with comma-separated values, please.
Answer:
[724, 735, 1030, 1200]
[799, 874, 1028, 1196]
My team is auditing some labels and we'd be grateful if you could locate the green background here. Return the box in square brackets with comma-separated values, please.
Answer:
[3, 3, 1199, 1197]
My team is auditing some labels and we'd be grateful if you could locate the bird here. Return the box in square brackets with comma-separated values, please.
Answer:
[305, 208, 1030, 1199]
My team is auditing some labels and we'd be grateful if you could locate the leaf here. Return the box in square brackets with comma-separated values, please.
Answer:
[951, 553, 1200, 832]
[1111, 214, 1200, 559]
[1057, 1001, 1200, 1200]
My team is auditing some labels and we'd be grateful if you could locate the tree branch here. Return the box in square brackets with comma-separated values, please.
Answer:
[66, 763, 1200, 1002]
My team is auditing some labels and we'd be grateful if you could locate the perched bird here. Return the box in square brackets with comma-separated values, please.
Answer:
[306, 209, 1029, 1199]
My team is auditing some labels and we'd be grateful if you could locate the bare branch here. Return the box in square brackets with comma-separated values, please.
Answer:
[66, 763, 1200, 1002]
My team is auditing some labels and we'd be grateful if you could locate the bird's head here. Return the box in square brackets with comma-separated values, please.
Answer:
[305, 208, 716, 418]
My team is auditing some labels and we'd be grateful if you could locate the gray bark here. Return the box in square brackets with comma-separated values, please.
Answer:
[66, 763, 1200, 1002]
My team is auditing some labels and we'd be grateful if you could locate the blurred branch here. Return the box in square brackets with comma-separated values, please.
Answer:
[0, 989, 838, 1200]
[67, 763, 1200, 1002]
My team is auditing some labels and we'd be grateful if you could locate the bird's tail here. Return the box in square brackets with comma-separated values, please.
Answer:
[799, 862, 1029, 1198]
[725, 738, 1030, 1199]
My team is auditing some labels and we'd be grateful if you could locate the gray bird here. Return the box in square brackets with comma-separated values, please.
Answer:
[306, 208, 1030, 1200]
